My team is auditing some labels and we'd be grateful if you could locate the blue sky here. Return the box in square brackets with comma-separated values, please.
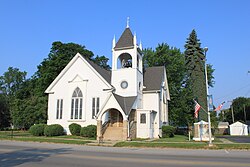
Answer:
[1, 0, 250, 109]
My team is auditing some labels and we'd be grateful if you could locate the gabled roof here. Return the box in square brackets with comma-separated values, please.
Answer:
[114, 28, 134, 49]
[113, 93, 137, 115]
[218, 122, 229, 127]
[84, 58, 111, 84]
[144, 66, 165, 91]
[229, 121, 247, 126]
[45, 53, 111, 93]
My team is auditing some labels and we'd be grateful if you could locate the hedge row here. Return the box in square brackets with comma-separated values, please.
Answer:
[80, 125, 97, 138]
[29, 124, 64, 137]
[29, 123, 97, 138]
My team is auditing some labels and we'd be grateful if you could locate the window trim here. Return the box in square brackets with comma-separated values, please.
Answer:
[71, 87, 83, 120]
[92, 97, 100, 119]
[56, 99, 63, 119]
[140, 113, 146, 124]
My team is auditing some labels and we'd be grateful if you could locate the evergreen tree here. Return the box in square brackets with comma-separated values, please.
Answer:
[143, 43, 194, 126]
[184, 29, 208, 121]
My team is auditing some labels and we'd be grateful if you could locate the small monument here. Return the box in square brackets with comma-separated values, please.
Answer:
[193, 120, 214, 141]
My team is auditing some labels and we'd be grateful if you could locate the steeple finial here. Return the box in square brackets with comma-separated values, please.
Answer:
[126, 17, 130, 28]
[112, 35, 116, 49]
[139, 40, 143, 50]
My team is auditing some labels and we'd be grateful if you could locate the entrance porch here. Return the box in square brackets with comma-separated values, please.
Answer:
[97, 109, 128, 141]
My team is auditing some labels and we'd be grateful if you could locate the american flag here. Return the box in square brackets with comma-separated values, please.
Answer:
[214, 101, 225, 111]
[194, 100, 201, 118]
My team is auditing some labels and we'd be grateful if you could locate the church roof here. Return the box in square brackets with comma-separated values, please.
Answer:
[113, 93, 137, 115]
[84, 60, 165, 92]
[114, 28, 134, 49]
[85, 56, 165, 92]
[144, 66, 165, 91]
[84, 57, 111, 84]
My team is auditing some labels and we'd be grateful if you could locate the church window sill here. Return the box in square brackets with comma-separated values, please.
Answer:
[68, 120, 86, 122]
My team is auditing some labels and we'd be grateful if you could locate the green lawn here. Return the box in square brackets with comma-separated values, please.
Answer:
[114, 135, 248, 149]
[0, 130, 31, 138]
[0, 130, 92, 145]
[8, 137, 91, 145]
[1, 131, 250, 149]
[114, 142, 207, 149]
[152, 135, 190, 142]
[114, 141, 250, 150]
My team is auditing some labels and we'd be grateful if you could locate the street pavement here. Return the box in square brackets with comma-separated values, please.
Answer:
[219, 136, 250, 143]
[0, 140, 250, 167]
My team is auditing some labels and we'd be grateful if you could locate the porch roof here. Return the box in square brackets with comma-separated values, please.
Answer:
[113, 93, 137, 115]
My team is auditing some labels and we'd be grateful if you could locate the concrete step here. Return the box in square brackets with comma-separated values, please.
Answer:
[103, 127, 123, 140]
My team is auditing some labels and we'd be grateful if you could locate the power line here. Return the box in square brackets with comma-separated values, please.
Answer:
[214, 83, 250, 101]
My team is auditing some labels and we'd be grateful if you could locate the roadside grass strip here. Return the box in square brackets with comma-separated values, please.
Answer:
[6, 137, 91, 145]
[114, 141, 250, 150]
[0, 131, 92, 145]
[114, 141, 207, 149]
[1, 131, 250, 149]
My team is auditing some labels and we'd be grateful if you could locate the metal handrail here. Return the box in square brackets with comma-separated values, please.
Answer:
[101, 120, 110, 135]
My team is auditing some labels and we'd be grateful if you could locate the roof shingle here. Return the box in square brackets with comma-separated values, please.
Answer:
[113, 94, 137, 115]
[144, 66, 165, 91]
[84, 57, 111, 84]
[114, 28, 134, 49]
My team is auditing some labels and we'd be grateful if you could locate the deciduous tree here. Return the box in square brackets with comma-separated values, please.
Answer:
[143, 43, 193, 126]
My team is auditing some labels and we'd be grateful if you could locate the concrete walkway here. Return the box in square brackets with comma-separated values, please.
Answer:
[218, 138, 233, 144]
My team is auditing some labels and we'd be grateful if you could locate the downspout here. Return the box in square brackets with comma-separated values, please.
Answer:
[127, 115, 130, 140]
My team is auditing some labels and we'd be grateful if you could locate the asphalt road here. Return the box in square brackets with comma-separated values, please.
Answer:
[219, 136, 250, 143]
[0, 140, 250, 167]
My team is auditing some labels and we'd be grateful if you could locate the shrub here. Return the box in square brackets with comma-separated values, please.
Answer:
[80, 125, 97, 138]
[80, 127, 88, 137]
[29, 124, 47, 136]
[69, 123, 81, 136]
[162, 125, 176, 138]
[44, 124, 64, 137]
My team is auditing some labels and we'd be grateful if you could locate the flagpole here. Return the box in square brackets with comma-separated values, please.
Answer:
[204, 47, 213, 147]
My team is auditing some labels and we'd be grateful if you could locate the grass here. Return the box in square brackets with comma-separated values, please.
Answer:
[55, 135, 96, 140]
[114, 141, 250, 150]
[0, 130, 92, 145]
[114, 142, 207, 149]
[215, 143, 250, 149]
[1, 131, 250, 149]
[152, 135, 189, 142]
[7, 137, 91, 145]
[0, 130, 31, 137]
[114, 135, 248, 149]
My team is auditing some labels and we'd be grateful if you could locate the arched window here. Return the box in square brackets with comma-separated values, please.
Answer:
[71, 87, 83, 119]
[117, 53, 132, 69]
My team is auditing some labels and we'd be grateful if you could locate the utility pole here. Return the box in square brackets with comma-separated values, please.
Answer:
[204, 47, 213, 147]
[243, 104, 247, 123]
[231, 105, 235, 123]
[228, 101, 235, 123]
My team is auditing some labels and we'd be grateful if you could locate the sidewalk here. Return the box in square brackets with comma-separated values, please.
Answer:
[86, 140, 119, 147]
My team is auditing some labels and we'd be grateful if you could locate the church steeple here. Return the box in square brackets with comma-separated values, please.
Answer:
[111, 20, 143, 97]
[114, 27, 134, 50]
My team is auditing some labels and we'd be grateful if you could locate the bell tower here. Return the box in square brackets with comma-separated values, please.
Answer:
[111, 21, 143, 100]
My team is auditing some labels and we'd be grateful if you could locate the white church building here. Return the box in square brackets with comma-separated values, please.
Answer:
[45, 24, 170, 141]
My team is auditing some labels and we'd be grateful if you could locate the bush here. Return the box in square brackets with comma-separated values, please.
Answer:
[29, 124, 47, 136]
[44, 124, 64, 137]
[162, 125, 176, 138]
[80, 127, 88, 137]
[80, 125, 97, 138]
[69, 123, 81, 136]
